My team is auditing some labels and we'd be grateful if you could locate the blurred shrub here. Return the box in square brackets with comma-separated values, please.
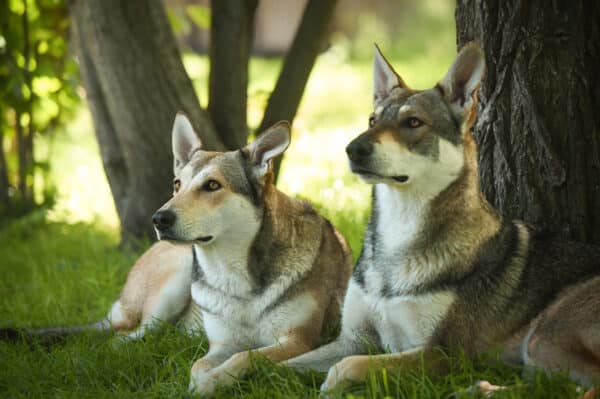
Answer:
[0, 0, 79, 224]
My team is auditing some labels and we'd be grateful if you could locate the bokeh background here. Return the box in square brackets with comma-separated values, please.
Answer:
[1, 0, 455, 248]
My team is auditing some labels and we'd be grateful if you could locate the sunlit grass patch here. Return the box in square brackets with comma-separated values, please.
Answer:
[0, 217, 134, 327]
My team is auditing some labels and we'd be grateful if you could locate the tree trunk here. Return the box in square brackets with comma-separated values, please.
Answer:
[257, 0, 338, 181]
[69, 0, 222, 244]
[456, 0, 600, 243]
[208, 0, 258, 150]
[18, 1, 34, 210]
[0, 125, 9, 215]
[15, 112, 34, 209]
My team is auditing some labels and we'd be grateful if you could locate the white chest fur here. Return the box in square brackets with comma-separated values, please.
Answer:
[358, 184, 457, 351]
[375, 184, 427, 254]
[366, 290, 455, 352]
[190, 244, 316, 348]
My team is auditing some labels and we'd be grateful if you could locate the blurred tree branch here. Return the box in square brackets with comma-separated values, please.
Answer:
[209, 0, 258, 150]
[69, 0, 338, 243]
[256, 0, 338, 181]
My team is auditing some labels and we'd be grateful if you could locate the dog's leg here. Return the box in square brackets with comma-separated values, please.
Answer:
[191, 343, 239, 374]
[524, 326, 600, 387]
[320, 346, 447, 393]
[118, 268, 191, 342]
[522, 277, 600, 387]
[189, 335, 312, 396]
[283, 336, 367, 372]
[286, 280, 374, 372]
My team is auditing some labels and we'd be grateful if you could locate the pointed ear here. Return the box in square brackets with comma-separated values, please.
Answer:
[439, 43, 485, 115]
[373, 44, 407, 105]
[245, 121, 291, 180]
[172, 112, 201, 174]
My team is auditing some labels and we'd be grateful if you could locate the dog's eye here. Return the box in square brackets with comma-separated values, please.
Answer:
[368, 115, 376, 128]
[404, 117, 424, 129]
[203, 179, 222, 192]
[173, 179, 181, 192]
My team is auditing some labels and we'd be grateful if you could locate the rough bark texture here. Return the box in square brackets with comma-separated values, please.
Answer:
[257, 0, 338, 180]
[70, 0, 222, 243]
[456, 0, 600, 243]
[208, 0, 258, 150]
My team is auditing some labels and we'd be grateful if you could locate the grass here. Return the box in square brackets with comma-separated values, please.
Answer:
[0, 216, 584, 399]
[0, 2, 588, 398]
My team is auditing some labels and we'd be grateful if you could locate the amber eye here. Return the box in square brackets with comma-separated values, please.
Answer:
[203, 179, 222, 192]
[368, 115, 376, 128]
[405, 117, 424, 128]
[173, 179, 181, 192]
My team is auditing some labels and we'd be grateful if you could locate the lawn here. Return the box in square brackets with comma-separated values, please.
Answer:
[0, 2, 587, 397]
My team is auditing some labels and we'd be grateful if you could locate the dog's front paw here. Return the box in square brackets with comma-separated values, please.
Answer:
[189, 370, 217, 397]
[189, 368, 234, 397]
[191, 357, 218, 376]
[320, 356, 368, 393]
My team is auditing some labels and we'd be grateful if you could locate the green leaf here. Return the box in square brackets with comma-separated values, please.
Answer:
[186, 5, 210, 30]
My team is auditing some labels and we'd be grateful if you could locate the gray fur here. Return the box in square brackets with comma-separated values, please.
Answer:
[286, 43, 600, 392]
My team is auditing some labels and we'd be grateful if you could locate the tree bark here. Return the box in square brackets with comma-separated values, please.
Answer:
[257, 0, 338, 181]
[0, 125, 9, 215]
[18, 1, 34, 209]
[208, 0, 258, 150]
[69, 0, 222, 243]
[456, 0, 600, 243]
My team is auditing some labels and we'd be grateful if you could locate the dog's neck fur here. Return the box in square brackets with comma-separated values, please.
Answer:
[371, 127, 502, 291]
[193, 198, 262, 295]
[193, 173, 316, 295]
[246, 179, 318, 289]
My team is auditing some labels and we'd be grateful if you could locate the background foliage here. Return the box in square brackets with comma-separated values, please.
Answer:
[0, 0, 79, 222]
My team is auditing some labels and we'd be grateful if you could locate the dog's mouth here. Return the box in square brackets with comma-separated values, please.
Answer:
[351, 166, 409, 183]
[157, 231, 177, 241]
[157, 231, 214, 244]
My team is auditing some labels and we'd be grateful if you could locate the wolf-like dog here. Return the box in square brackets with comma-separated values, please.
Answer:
[153, 114, 352, 395]
[285, 44, 600, 393]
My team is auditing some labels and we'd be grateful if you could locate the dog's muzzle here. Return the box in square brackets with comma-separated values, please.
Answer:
[152, 209, 176, 232]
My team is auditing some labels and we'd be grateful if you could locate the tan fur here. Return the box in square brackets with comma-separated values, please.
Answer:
[109, 240, 200, 339]
[188, 182, 352, 394]
[524, 276, 600, 384]
[161, 115, 353, 395]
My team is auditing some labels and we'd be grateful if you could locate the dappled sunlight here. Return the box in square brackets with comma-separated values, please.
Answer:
[42, 1, 456, 236]
[46, 109, 119, 227]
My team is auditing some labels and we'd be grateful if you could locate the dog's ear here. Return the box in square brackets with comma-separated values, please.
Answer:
[245, 121, 290, 180]
[373, 44, 407, 106]
[439, 43, 485, 117]
[172, 112, 201, 174]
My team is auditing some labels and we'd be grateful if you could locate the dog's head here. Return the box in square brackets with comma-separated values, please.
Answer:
[152, 114, 290, 245]
[346, 43, 484, 197]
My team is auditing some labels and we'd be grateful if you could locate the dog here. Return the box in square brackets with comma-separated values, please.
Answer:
[152, 113, 352, 395]
[0, 235, 199, 344]
[0, 117, 226, 344]
[285, 43, 600, 394]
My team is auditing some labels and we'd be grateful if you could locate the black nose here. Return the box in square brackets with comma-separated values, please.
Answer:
[152, 210, 176, 231]
[346, 137, 374, 162]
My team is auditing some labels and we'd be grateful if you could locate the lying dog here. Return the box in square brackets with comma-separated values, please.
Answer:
[153, 114, 352, 395]
[0, 121, 206, 343]
[286, 43, 600, 394]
